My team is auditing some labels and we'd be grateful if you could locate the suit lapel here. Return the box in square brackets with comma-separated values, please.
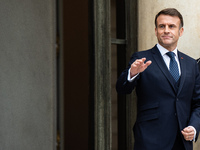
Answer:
[177, 51, 186, 96]
[151, 46, 177, 92]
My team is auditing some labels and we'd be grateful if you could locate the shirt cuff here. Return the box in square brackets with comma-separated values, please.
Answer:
[188, 126, 196, 141]
[127, 68, 139, 82]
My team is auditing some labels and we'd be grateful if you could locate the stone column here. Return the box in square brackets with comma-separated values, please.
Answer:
[138, 1, 200, 149]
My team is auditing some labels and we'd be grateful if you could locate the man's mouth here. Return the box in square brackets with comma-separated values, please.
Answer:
[162, 36, 171, 39]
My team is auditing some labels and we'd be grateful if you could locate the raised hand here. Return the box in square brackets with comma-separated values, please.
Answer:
[130, 58, 152, 78]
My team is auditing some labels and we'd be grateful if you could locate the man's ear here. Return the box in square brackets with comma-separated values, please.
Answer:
[155, 27, 157, 36]
[179, 27, 184, 37]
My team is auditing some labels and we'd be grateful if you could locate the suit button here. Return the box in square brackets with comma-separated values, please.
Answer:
[177, 98, 179, 101]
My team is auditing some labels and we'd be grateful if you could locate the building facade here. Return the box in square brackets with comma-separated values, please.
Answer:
[0, 0, 199, 150]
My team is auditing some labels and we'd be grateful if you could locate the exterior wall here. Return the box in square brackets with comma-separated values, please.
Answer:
[138, 1, 200, 149]
[0, 0, 56, 149]
[138, 0, 200, 59]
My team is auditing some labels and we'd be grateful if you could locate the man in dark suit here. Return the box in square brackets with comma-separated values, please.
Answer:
[116, 8, 200, 150]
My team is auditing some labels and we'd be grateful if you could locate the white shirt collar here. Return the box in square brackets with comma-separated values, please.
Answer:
[156, 43, 178, 57]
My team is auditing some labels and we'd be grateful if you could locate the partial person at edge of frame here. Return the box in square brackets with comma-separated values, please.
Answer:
[197, 58, 200, 70]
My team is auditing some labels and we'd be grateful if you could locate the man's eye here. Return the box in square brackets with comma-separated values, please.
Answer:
[159, 25, 165, 28]
[169, 25, 175, 28]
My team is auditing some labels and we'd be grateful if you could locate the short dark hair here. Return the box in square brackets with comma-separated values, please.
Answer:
[155, 8, 184, 28]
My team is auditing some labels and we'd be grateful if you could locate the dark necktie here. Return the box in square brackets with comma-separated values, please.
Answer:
[166, 52, 180, 82]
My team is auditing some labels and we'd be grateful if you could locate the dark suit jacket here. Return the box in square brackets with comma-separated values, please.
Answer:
[116, 45, 200, 150]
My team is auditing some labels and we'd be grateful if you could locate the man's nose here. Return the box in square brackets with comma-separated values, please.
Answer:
[164, 26, 169, 33]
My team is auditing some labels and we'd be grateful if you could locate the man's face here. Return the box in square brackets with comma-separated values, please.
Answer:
[155, 14, 184, 51]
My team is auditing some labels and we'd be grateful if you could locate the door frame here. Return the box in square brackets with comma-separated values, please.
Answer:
[92, 0, 138, 149]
